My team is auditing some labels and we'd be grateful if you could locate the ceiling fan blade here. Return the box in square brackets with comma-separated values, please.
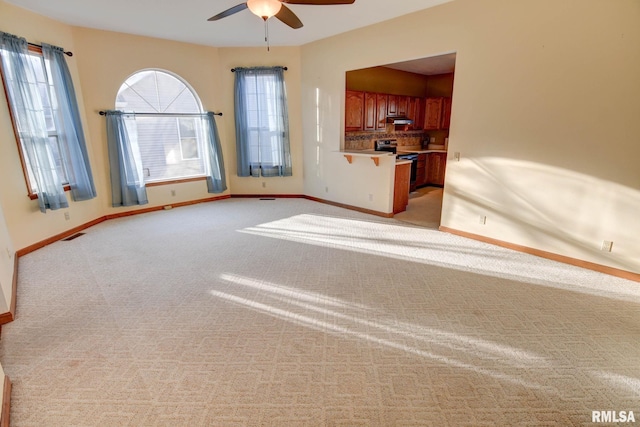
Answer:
[208, 3, 248, 21]
[282, 0, 355, 4]
[275, 4, 303, 29]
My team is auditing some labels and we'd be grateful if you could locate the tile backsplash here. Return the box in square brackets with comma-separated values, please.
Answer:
[345, 129, 427, 151]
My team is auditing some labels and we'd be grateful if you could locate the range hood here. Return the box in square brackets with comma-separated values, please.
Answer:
[386, 116, 414, 125]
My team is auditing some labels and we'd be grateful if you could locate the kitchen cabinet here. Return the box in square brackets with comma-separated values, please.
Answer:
[345, 90, 365, 131]
[442, 97, 452, 129]
[423, 97, 452, 130]
[407, 97, 423, 131]
[393, 162, 411, 214]
[424, 97, 444, 130]
[376, 94, 388, 130]
[387, 95, 398, 116]
[416, 153, 428, 187]
[364, 92, 377, 130]
[397, 96, 408, 116]
[427, 152, 447, 186]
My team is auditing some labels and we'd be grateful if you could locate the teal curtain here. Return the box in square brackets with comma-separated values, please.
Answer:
[234, 67, 292, 177]
[42, 43, 96, 202]
[204, 112, 227, 193]
[0, 32, 68, 212]
[105, 111, 148, 207]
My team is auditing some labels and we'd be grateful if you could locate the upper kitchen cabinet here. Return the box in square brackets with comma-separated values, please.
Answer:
[364, 92, 377, 130]
[407, 97, 424, 130]
[424, 97, 443, 130]
[376, 94, 388, 131]
[345, 90, 365, 131]
[386, 95, 398, 116]
[442, 97, 452, 129]
[423, 97, 452, 130]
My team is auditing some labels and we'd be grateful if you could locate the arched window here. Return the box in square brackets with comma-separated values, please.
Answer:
[115, 69, 207, 182]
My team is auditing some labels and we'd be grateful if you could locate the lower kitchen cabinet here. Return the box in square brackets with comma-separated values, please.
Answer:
[393, 162, 411, 214]
[427, 152, 447, 186]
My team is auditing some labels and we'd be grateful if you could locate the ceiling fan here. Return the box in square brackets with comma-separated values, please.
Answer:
[208, 0, 356, 29]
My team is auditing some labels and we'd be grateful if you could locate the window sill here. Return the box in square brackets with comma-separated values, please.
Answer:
[145, 176, 207, 187]
[28, 185, 71, 200]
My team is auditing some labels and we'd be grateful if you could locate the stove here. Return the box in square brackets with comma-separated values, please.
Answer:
[375, 139, 397, 154]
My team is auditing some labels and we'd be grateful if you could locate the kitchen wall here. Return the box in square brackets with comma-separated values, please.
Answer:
[426, 73, 454, 98]
[346, 66, 429, 96]
[301, 0, 640, 275]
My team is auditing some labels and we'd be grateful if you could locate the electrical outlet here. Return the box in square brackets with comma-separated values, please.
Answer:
[325, 186, 329, 193]
[479, 215, 487, 225]
[368, 193, 374, 201]
[170, 190, 176, 197]
[262, 182, 266, 188]
[601, 240, 613, 252]
[454, 152, 461, 161]
[64, 212, 70, 221]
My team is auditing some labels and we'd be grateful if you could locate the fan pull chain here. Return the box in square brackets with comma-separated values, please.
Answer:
[264, 19, 270, 52]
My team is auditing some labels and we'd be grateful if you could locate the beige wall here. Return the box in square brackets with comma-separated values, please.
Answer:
[0, 197, 13, 313]
[217, 47, 304, 195]
[0, 1, 103, 251]
[70, 27, 231, 215]
[301, 0, 640, 274]
[2, 0, 640, 279]
[0, 2, 304, 255]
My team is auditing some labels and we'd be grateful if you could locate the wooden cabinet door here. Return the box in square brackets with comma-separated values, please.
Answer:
[345, 90, 365, 131]
[393, 162, 411, 214]
[407, 97, 423, 130]
[397, 96, 409, 116]
[442, 97, 452, 129]
[387, 95, 398, 116]
[376, 93, 388, 130]
[427, 153, 447, 186]
[424, 97, 443, 130]
[364, 92, 377, 131]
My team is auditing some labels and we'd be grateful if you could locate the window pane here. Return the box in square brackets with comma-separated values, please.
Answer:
[135, 116, 205, 182]
[115, 70, 206, 182]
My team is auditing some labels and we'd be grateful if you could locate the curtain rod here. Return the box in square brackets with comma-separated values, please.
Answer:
[98, 111, 222, 117]
[231, 66, 288, 72]
[28, 42, 73, 57]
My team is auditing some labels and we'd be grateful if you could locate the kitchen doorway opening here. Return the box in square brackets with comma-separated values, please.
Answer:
[343, 52, 456, 228]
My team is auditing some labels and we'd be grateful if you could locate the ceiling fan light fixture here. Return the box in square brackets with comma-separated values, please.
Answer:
[247, 0, 282, 19]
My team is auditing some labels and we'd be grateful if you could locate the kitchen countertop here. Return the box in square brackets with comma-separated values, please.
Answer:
[337, 149, 395, 156]
[397, 149, 448, 154]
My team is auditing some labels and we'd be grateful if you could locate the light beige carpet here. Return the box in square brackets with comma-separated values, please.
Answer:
[1, 198, 639, 426]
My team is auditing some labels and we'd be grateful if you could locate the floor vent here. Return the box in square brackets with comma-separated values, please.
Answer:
[62, 232, 85, 241]
[259, 198, 276, 201]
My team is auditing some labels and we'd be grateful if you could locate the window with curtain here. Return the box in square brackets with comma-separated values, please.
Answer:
[116, 70, 208, 183]
[234, 67, 292, 177]
[0, 32, 96, 212]
[106, 69, 226, 207]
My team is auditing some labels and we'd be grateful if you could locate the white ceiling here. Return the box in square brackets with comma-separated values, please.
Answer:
[6, 0, 453, 47]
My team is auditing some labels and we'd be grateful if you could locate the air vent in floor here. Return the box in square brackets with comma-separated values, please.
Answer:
[62, 232, 85, 241]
